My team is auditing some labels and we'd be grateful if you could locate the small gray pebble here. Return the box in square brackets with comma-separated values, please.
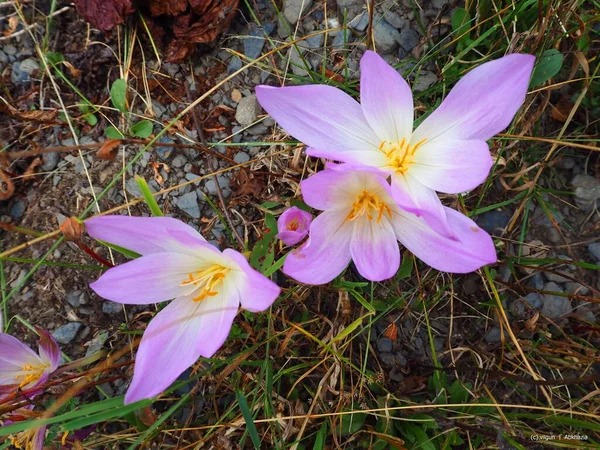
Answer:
[53, 322, 83, 344]
[377, 337, 393, 352]
[102, 302, 123, 314]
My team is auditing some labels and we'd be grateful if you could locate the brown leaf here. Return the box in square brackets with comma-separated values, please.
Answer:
[231, 168, 264, 199]
[0, 169, 15, 201]
[0, 102, 57, 124]
[96, 139, 121, 160]
[551, 96, 574, 122]
[60, 217, 84, 241]
[72, 0, 134, 31]
[22, 157, 42, 181]
[383, 321, 398, 341]
[149, 0, 188, 16]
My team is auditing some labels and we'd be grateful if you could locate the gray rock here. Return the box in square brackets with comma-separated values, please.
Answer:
[102, 302, 123, 314]
[66, 290, 88, 308]
[379, 352, 395, 366]
[244, 28, 267, 60]
[336, 0, 364, 16]
[283, 0, 312, 24]
[541, 282, 571, 319]
[3, 44, 17, 56]
[156, 136, 174, 160]
[556, 157, 575, 170]
[565, 282, 590, 296]
[42, 152, 59, 171]
[306, 33, 325, 49]
[288, 41, 312, 76]
[377, 337, 393, 352]
[484, 327, 502, 343]
[588, 243, 600, 263]
[171, 154, 187, 168]
[395, 352, 407, 366]
[234, 152, 250, 164]
[53, 322, 83, 344]
[431, 0, 451, 7]
[11, 58, 39, 83]
[10, 198, 26, 219]
[373, 19, 401, 53]
[389, 368, 404, 382]
[571, 174, 600, 211]
[398, 29, 420, 53]
[84, 331, 110, 357]
[527, 273, 545, 290]
[384, 11, 407, 29]
[235, 94, 262, 126]
[476, 210, 510, 236]
[176, 191, 201, 218]
[227, 56, 243, 74]
[524, 293, 543, 309]
[125, 178, 156, 198]
[509, 299, 526, 317]
[349, 10, 370, 32]
[413, 70, 438, 92]
[205, 175, 231, 197]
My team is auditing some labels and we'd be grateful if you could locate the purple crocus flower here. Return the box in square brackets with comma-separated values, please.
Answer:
[283, 166, 496, 284]
[9, 423, 46, 450]
[85, 216, 281, 404]
[0, 329, 60, 394]
[256, 51, 535, 238]
[277, 207, 312, 246]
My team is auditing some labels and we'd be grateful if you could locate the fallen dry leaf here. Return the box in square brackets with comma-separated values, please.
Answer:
[96, 139, 121, 160]
[22, 157, 42, 181]
[60, 216, 84, 241]
[0, 102, 57, 124]
[72, 0, 134, 31]
[0, 169, 15, 201]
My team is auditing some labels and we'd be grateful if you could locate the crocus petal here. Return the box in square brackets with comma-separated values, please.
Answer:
[390, 173, 456, 239]
[391, 206, 496, 273]
[85, 215, 208, 256]
[31, 425, 46, 450]
[360, 50, 413, 143]
[124, 287, 239, 403]
[90, 253, 205, 305]
[256, 85, 382, 165]
[410, 139, 493, 194]
[36, 329, 61, 372]
[300, 169, 357, 211]
[350, 217, 400, 281]
[283, 211, 353, 285]
[224, 249, 281, 313]
[412, 54, 535, 143]
[277, 207, 312, 246]
[0, 333, 39, 367]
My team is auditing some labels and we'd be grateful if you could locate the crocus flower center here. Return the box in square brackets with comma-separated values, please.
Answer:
[379, 138, 427, 173]
[15, 363, 48, 388]
[181, 264, 231, 302]
[286, 219, 299, 231]
[346, 190, 392, 223]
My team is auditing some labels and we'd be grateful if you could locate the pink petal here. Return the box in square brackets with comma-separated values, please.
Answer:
[410, 139, 493, 194]
[85, 215, 208, 256]
[360, 50, 414, 143]
[0, 334, 40, 387]
[391, 206, 497, 273]
[224, 249, 281, 313]
[31, 425, 47, 450]
[300, 169, 357, 211]
[36, 329, 61, 372]
[256, 85, 382, 165]
[90, 253, 203, 305]
[124, 287, 239, 404]
[390, 173, 456, 239]
[350, 217, 400, 281]
[276, 207, 312, 246]
[283, 211, 353, 285]
[412, 54, 535, 143]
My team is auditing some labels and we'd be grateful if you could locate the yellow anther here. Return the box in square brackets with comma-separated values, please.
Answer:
[15, 363, 47, 389]
[346, 191, 392, 223]
[286, 219, 299, 231]
[181, 265, 230, 303]
[379, 138, 427, 173]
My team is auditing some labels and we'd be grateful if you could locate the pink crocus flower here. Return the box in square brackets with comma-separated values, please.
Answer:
[283, 166, 496, 284]
[0, 329, 60, 394]
[256, 51, 535, 237]
[85, 216, 281, 404]
[277, 207, 312, 246]
[9, 422, 46, 450]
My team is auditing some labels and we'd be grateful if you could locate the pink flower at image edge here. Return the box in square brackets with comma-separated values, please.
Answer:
[85, 215, 281, 404]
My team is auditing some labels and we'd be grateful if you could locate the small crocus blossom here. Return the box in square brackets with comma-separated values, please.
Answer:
[277, 207, 312, 246]
[283, 167, 496, 285]
[0, 330, 60, 394]
[256, 51, 535, 237]
[85, 215, 281, 404]
[9, 423, 46, 450]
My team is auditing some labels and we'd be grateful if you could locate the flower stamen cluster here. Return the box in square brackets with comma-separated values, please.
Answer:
[380, 138, 427, 174]
[181, 265, 230, 303]
[346, 190, 392, 223]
